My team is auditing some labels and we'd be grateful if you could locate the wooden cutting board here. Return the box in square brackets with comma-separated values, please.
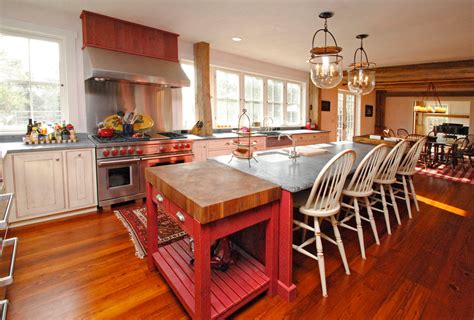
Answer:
[145, 160, 281, 224]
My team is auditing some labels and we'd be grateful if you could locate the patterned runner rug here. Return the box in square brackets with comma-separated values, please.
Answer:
[114, 205, 187, 259]
[416, 164, 474, 184]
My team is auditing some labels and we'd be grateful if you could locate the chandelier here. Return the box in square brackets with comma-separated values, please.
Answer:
[348, 34, 376, 95]
[309, 12, 343, 89]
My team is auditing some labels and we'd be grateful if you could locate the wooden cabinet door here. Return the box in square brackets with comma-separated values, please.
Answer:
[66, 149, 97, 209]
[192, 141, 208, 162]
[13, 152, 66, 219]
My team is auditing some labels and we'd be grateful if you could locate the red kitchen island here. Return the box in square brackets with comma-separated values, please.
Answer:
[145, 161, 281, 319]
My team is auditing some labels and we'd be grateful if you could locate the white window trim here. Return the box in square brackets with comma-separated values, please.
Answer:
[211, 65, 306, 128]
[1, 18, 79, 134]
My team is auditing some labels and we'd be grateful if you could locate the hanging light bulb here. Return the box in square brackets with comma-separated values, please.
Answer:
[348, 34, 376, 95]
[309, 12, 343, 89]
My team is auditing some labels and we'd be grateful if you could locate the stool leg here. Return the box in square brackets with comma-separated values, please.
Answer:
[388, 184, 401, 225]
[364, 196, 380, 245]
[301, 215, 309, 243]
[380, 184, 392, 235]
[401, 176, 412, 219]
[314, 218, 327, 297]
[331, 216, 350, 275]
[354, 198, 366, 259]
[408, 176, 420, 212]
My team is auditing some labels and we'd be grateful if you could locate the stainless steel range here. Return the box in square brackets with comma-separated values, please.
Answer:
[90, 132, 193, 209]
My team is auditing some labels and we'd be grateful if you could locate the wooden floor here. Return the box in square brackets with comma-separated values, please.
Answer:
[7, 174, 474, 319]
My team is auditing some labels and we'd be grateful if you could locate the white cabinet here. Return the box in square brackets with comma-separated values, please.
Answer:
[7, 148, 97, 223]
[192, 141, 208, 162]
[66, 150, 96, 209]
[13, 151, 66, 218]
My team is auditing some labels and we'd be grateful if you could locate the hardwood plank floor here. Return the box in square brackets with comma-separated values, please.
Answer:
[6, 174, 474, 319]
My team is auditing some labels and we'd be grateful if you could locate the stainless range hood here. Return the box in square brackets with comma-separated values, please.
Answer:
[83, 47, 190, 88]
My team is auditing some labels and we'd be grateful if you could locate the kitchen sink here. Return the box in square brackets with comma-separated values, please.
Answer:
[260, 131, 281, 136]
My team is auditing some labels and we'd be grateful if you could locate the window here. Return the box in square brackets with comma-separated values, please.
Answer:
[180, 63, 196, 129]
[267, 79, 284, 125]
[212, 67, 305, 128]
[214, 70, 240, 127]
[244, 75, 263, 124]
[0, 30, 65, 132]
[287, 82, 302, 125]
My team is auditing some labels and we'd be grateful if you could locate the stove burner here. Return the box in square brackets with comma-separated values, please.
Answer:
[91, 133, 151, 144]
[159, 132, 187, 139]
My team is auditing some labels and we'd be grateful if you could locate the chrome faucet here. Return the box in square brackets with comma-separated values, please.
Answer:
[278, 133, 300, 159]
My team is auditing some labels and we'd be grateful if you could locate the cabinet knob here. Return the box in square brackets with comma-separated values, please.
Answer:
[176, 211, 185, 222]
[225, 142, 230, 146]
[78, 154, 82, 157]
[56, 158, 60, 161]
[156, 194, 164, 203]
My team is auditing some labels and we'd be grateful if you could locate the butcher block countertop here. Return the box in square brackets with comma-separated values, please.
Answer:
[145, 161, 281, 224]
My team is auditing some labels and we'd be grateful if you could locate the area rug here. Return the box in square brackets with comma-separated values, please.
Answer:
[114, 205, 187, 259]
[416, 164, 474, 185]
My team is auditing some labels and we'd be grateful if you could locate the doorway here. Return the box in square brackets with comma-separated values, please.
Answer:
[337, 91, 356, 141]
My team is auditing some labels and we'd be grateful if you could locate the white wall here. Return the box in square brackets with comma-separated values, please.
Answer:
[1, 2, 309, 133]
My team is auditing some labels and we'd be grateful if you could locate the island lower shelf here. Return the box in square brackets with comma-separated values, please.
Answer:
[152, 238, 270, 319]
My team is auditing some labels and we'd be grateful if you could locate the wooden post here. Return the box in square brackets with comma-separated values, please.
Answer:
[375, 90, 386, 134]
[193, 42, 213, 136]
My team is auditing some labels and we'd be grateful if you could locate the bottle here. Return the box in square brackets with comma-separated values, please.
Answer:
[26, 118, 33, 136]
[61, 120, 70, 141]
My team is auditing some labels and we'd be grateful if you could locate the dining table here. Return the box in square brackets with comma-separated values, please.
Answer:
[213, 141, 376, 301]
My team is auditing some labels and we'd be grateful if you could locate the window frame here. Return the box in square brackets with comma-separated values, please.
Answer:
[211, 65, 306, 128]
[0, 27, 68, 133]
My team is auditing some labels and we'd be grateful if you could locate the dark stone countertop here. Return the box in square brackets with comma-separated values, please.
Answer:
[0, 133, 95, 159]
[212, 142, 375, 193]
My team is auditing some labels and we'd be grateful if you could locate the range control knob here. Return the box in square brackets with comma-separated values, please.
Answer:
[112, 149, 119, 156]
[173, 144, 179, 149]
[185, 143, 191, 148]
[120, 148, 127, 155]
[180, 144, 185, 149]
[128, 148, 135, 154]
[159, 146, 166, 152]
[102, 150, 110, 157]
[137, 149, 143, 155]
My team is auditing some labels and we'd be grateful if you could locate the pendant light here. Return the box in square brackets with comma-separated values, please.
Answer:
[348, 34, 376, 95]
[309, 12, 343, 89]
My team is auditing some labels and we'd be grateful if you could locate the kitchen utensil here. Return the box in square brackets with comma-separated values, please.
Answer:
[97, 127, 115, 137]
[123, 123, 133, 136]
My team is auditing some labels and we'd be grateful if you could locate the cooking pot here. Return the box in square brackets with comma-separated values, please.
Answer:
[97, 127, 114, 138]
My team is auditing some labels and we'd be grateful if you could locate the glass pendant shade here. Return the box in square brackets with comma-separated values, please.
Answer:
[310, 55, 343, 89]
[347, 67, 375, 95]
[309, 12, 343, 89]
[348, 34, 376, 95]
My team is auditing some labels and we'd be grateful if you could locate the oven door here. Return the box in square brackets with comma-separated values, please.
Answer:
[97, 157, 141, 202]
[140, 153, 194, 193]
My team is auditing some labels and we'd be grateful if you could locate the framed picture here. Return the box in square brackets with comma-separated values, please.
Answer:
[321, 100, 331, 112]
[365, 105, 374, 117]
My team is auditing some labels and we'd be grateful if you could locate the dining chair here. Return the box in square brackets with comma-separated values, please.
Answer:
[396, 128, 409, 139]
[339, 144, 388, 259]
[464, 134, 474, 168]
[446, 137, 470, 170]
[370, 140, 409, 235]
[393, 137, 427, 218]
[292, 149, 356, 297]
[383, 128, 396, 137]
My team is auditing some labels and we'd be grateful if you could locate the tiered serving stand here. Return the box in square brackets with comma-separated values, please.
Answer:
[228, 109, 258, 167]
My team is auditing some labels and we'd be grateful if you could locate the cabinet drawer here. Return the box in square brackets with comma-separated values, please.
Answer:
[168, 201, 194, 235]
[207, 139, 234, 150]
[207, 149, 232, 158]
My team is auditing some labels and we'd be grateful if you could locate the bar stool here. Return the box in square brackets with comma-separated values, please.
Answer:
[370, 140, 409, 234]
[292, 149, 356, 297]
[339, 144, 389, 259]
[393, 137, 427, 218]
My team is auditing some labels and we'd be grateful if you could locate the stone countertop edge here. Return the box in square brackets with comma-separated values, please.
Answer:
[0, 133, 95, 159]
[185, 129, 330, 140]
